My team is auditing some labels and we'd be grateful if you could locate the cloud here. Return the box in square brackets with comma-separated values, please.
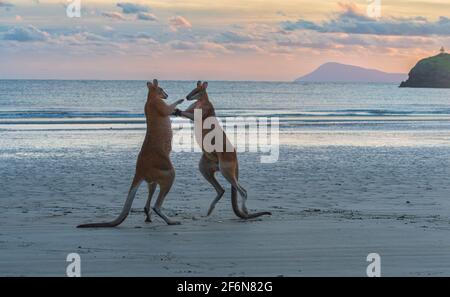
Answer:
[275, 30, 436, 51]
[199, 42, 228, 53]
[168, 39, 264, 54]
[137, 12, 158, 21]
[133, 33, 158, 41]
[121, 32, 158, 44]
[215, 31, 255, 43]
[0, 0, 14, 10]
[168, 40, 227, 53]
[281, 3, 450, 36]
[0, 23, 164, 58]
[57, 32, 108, 46]
[168, 16, 192, 32]
[116, 2, 149, 14]
[102, 12, 126, 21]
[281, 20, 322, 32]
[2, 25, 49, 42]
[337, 2, 372, 22]
[102, 25, 114, 32]
[72, 32, 106, 42]
[224, 43, 264, 53]
[168, 40, 199, 50]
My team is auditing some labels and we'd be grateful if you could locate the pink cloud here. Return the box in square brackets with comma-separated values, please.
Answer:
[168, 16, 192, 32]
[102, 12, 125, 21]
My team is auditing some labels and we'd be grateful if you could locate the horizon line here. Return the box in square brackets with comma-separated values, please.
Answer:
[0, 78, 406, 85]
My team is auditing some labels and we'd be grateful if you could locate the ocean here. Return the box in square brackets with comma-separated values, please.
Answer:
[1, 79, 450, 138]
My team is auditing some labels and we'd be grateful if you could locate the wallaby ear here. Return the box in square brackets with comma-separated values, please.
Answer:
[153, 79, 158, 87]
[202, 82, 208, 89]
[197, 80, 202, 87]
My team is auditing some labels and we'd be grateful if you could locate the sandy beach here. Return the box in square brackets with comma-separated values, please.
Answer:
[2, 127, 450, 276]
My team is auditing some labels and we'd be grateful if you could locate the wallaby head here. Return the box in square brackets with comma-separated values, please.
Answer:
[147, 79, 168, 99]
[186, 80, 208, 101]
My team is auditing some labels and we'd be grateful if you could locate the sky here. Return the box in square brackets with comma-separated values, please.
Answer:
[0, 0, 449, 80]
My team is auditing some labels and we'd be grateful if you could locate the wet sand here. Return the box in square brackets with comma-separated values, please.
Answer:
[1, 129, 450, 276]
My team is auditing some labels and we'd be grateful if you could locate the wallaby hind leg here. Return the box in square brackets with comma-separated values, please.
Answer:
[220, 165, 248, 213]
[234, 165, 248, 215]
[204, 175, 225, 217]
[144, 182, 157, 222]
[152, 169, 180, 225]
[220, 163, 271, 219]
[199, 155, 225, 216]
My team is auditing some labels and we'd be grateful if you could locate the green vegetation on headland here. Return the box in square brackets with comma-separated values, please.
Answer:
[400, 52, 450, 88]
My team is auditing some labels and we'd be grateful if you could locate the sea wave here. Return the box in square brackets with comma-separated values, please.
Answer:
[309, 109, 450, 116]
[3, 108, 450, 120]
[2, 108, 450, 132]
[0, 110, 142, 119]
[232, 109, 450, 118]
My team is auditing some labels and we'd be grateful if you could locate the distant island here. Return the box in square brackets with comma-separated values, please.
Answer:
[400, 49, 450, 88]
[295, 62, 407, 83]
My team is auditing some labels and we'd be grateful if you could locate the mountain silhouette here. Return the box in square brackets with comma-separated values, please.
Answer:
[295, 62, 407, 83]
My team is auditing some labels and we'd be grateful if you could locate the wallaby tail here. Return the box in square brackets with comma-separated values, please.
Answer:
[77, 177, 142, 228]
[231, 186, 271, 219]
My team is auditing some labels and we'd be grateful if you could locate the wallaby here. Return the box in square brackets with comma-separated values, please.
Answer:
[175, 81, 271, 219]
[77, 79, 184, 227]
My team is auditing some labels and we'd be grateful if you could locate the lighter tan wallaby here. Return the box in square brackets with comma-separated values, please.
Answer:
[175, 81, 271, 219]
[77, 79, 184, 227]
